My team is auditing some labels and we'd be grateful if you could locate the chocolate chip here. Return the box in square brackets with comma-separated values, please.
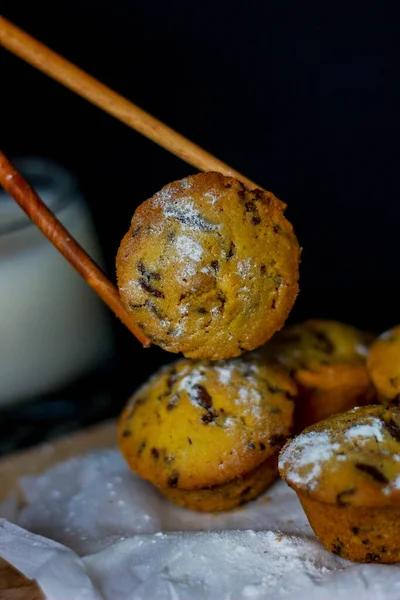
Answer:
[312, 330, 335, 354]
[211, 260, 219, 272]
[273, 224, 281, 233]
[241, 486, 252, 496]
[167, 472, 179, 488]
[365, 553, 381, 562]
[129, 302, 146, 310]
[172, 212, 215, 231]
[122, 430, 131, 438]
[355, 463, 389, 484]
[194, 385, 213, 409]
[267, 382, 287, 396]
[245, 201, 256, 212]
[271, 298, 276, 309]
[166, 370, 178, 390]
[331, 540, 343, 556]
[351, 526, 359, 535]
[260, 265, 266, 274]
[201, 411, 218, 424]
[247, 442, 256, 450]
[252, 189, 265, 201]
[151, 448, 160, 459]
[126, 397, 146, 419]
[197, 307, 208, 314]
[188, 438, 192, 445]
[167, 395, 179, 411]
[337, 488, 356, 507]
[217, 291, 226, 308]
[138, 278, 165, 298]
[260, 442, 266, 450]
[227, 242, 236, 259]
[383, 418, 400, 441]
[137, 440, 146, 456]
[144, 299, 163, 319]
[252, 216, 261, 225]
[269, 434, 287, 447]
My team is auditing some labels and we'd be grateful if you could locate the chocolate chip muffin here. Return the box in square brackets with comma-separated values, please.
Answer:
[261, 319, 375, 432]
[367, 325, 400, 407]
[118, 352, 297, 511]
[116, 171, 300, 360]
[279, 405, 400, 563]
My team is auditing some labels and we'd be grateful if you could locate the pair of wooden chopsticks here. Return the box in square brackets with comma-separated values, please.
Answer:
[0, 16, 260, 347]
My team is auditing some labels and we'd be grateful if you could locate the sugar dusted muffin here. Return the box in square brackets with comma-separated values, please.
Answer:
[118, 353, 297, 511]
[367, 325, 400, 407]
[116, 171, 300, 360]
[279, 405, 400, 563]
[261, 318, 375, 431]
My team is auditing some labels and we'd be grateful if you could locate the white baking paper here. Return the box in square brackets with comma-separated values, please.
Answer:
[0, 519, 102, 600]
[1, 446, 400, 600]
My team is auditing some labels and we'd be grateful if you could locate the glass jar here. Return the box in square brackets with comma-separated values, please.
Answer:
[0, 156, 116, 407]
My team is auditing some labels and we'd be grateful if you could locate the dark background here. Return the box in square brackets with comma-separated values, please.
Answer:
[1, 1, 399, 451]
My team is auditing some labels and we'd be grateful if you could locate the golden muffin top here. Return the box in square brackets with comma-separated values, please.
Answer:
[118, 353, 296, 490]
[279, 405, 400, 507]
[262, 318, 373, 372]
[367, 325, 400, 406]
[116, 171, 300, 360]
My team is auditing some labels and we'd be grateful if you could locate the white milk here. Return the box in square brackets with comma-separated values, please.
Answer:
[0, 157, 115, 406]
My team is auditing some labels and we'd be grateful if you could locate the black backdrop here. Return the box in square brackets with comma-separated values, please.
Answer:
[2, 1, 400, 410]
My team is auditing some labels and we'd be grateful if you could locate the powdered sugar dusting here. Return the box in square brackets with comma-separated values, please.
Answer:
[237, 259, 253, 277]
[177, 366, 207, 403]
[379, 329, 394, 341]
[179, 178, 193, 190]
[346, 418, 385, 443]
[215, 364, 235, 385]
[355, 343, 369, 357]
[159, 198, 218, 232]
[279, 431, 340, 490]
[204, 190, 218, 205]
[175, 235, 204, 262]
[175, 358, 266, 427]
[383, 473, 400, 495]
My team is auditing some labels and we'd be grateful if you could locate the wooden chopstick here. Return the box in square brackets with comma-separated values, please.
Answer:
[0, 150, 151, 348]
[0, 16, 260, 190]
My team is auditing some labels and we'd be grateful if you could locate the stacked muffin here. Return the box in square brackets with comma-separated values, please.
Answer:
[118, 354, 296, 511]
[116, 171, 301, 511]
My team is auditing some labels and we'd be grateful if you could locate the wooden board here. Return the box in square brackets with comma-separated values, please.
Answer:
[0, 418, 118, 599]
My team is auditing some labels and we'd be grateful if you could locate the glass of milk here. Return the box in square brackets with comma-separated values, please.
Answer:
[0, 156, 116, 407]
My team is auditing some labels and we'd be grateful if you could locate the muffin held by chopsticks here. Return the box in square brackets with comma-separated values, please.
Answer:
[260, 318, 376, 432]
[367, 325, 400, 407]
[118, 353, 297, 512]
[278, 405, 400, 563]
[116, 171, 300, 360]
